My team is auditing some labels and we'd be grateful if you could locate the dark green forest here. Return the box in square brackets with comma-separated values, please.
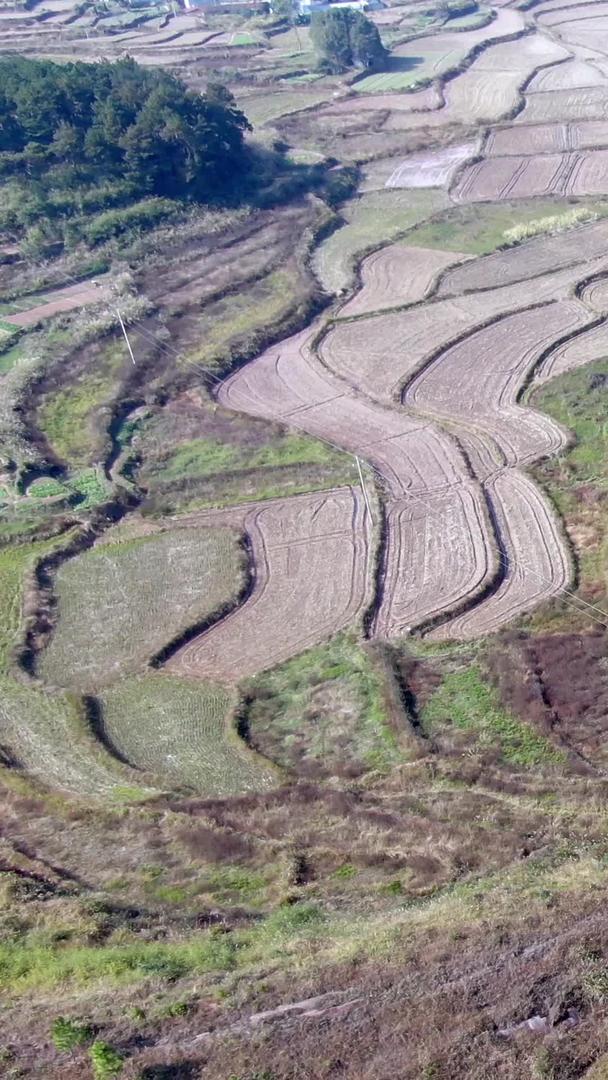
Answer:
[0, 56, 253, 248]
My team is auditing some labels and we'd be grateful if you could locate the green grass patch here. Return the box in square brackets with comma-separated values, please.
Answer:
[531, 358, 608, 612]
[65, 468, 109, 510]
[40, 525, 245, 690]
[37, 342, 125, 466]
[2, 851, 607, 997]
[0, 535, 71, 673]
[312, 188, 448, 294]
[503, 206, 598, 246]
[0, 338, 23, 374]
[421, 665, 564, 766]
[146, 433, 350, 485]
[0, 675, 147, 797]
[408, 198, 608, 255]
[237, 88, 330, 127]
[182, 268, 306, 372]
[247, 634, 404, 776]
[26, 477, 69, 500]
[99, 674, 275, 795]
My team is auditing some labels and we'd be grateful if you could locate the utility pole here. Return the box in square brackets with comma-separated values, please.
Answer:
[116, 309, 136, 366]
[355, 455, 373, 525]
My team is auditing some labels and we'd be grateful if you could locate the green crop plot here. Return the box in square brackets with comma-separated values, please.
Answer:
[408, 198, 608, 255]
[99, 674, 276, 794]
[237, 89, 330, 127]
[0, 676, 147, 797]
[0, 535, 71, 674]
[40, 526, 245, 690]
[38, 341, 125, 466]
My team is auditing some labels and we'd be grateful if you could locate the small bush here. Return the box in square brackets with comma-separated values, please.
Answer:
[51, 1016, 92, 1052]
[90, 1040, 124, 1079]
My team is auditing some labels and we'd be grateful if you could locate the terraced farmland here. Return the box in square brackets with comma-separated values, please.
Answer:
[40, 526, 245, 690]
[167, 488, 373, 683]
[98, 674, 275, 794]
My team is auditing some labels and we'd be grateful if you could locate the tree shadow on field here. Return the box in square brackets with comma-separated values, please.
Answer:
[385, 55, 425, 72]
[140, 1064, 199, 1079]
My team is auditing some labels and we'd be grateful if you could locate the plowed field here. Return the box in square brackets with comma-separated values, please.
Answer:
[372, 485, 494, 638]
[454, 148, 608, 201]
[166, 488, 373, 683]
[432, 471, 571, 639]
[405, 300, 589, 472]
[339, 245, 469, 318]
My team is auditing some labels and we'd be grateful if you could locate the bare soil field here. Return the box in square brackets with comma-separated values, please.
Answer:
[322, 256, 608, 403]
[431, 473, 570, 639]
[390, 7, 524, 81]
[372, 484, 494, 637]
[405, 300, 589, 472]
[3, 279, 110, 327]
[321, 86, 442, 115]
[432, 470, 571, 639]
[485, 119, 608, 156]
[166, 488, 372, 683]
[437, 217, 608, 294]
[535, 319, 608, 384]
[579, 274, 608, 312]
[516, 85, 608, 123]
[384, 142, 477, 188]
[219, 324, 468, 499]
[456, 146, 608, 201]
[383, 32, 568, 131]
[452, 152, 571, 202]
[339, 244, 470, 317]
[527, 57, 606, 90]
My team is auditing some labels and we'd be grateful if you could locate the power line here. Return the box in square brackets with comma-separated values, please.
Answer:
[25, 254, 608, 632]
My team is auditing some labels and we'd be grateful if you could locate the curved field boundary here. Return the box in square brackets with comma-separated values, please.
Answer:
[166, 487, 374, 684]
[320, 254, 608, 407]
[371, 483, 495, 638]
[431, 470, 571, 639]
[214, 318, 498, 640]
[436, 217, 608, 295]
[338, 245, 472, 319]
[404, 299, 591, 474]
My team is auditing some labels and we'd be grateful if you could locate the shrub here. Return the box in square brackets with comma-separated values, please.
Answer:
[51, 1016, 92, 1052]
[90, 1040, 124, 1079]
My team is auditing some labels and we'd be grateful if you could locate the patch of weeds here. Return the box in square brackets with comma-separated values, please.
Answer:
[247, 634, 403, 776]
[381, 880, 403, 896]
[51, 1015, 93, 1053]
[532, 1048, 555, 1079]
[582, 955, 608, 1002]
[421, 666, 563, 766]
[531, 358, 608, 615]
[66, 468, 109, 510]
[333, 864, 357, 880]
[154, 998, 191, 1020]
[27, 477, 68, 499]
